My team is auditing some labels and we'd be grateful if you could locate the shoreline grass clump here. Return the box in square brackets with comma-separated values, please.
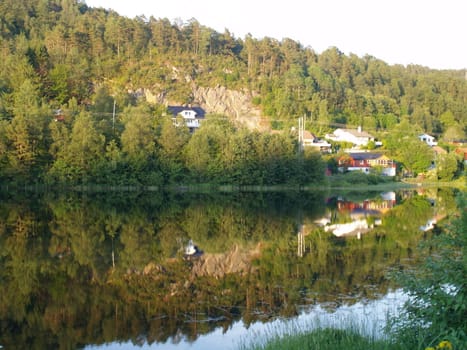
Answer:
[239, 323, 459, 350]
[237, 308, 403, 350]
[239, 327, 403, 350]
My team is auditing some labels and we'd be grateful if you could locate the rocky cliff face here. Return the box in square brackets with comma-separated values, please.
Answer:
[143, 85, 268, 130]
[193, 86, 259, 116]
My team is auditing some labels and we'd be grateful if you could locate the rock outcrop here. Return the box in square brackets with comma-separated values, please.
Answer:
[138, 85, 268, 130]
[193, 86, 267, 130]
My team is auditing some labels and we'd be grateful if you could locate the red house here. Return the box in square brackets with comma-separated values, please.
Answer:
[338, 152, 396, 176]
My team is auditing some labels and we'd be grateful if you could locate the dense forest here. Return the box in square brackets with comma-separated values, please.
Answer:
[0, 0, 466, 185]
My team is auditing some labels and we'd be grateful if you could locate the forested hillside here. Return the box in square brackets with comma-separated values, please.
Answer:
[0, 0, 465, 185]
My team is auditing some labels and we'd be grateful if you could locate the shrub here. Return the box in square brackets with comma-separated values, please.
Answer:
[388, 193, 467, 349]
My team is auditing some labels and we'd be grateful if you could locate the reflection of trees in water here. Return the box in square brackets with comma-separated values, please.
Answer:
[0, 189, 457, 348]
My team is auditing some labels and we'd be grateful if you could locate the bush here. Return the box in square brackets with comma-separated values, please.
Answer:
[243, 328, 402, 350]
[330, 171, 393, 185]
[388, 193, 467, 349]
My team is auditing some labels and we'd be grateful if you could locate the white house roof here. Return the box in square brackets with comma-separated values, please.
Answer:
[167, 106, 206, 118]
[336, 128, 374, 139]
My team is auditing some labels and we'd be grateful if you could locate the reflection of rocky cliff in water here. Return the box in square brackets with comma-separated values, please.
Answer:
[190, 244, 262, 278]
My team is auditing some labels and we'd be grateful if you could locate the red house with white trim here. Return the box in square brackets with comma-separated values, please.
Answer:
[338, 153, 396, 176]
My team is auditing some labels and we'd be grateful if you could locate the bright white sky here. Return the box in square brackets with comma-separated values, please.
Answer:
[84, 0, 466, 70]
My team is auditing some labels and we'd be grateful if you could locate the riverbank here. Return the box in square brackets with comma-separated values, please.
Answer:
[0, 174, 464, 193]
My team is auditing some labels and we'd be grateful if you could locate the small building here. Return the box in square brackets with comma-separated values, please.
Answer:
[418, 133, 438, 146]
[325, 126, 374, 147]
[167, 105, 206, 132]
[338, 152, 396, 176]
[303, 131, 332, 153]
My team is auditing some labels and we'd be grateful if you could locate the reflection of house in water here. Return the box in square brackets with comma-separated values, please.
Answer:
[412, 188, 447, 231]
[316, 192, 396, 238]
[324, 219, 371, 237]
[336, 192, 396, 215]
[297, 224, 305, 257]
[420, 219, 436, 232]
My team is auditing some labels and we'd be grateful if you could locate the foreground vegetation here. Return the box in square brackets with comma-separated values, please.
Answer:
[242, 328, 402, 350]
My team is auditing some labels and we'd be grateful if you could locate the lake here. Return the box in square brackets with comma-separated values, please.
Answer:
[0, 187, 460, 349]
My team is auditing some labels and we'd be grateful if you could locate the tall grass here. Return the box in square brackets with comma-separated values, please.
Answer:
[237, 310, 403, 350]
[241, 327, 402, 350]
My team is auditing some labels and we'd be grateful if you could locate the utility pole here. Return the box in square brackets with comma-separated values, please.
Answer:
[298, 116, 304, 153]
[112, 99, 116, 134]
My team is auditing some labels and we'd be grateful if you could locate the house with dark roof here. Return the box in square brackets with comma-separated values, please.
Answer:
[167, 106, 206, 132]
[338, 152, 396, 176]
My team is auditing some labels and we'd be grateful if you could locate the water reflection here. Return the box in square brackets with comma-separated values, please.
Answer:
[318, 192, 395, 237]
[84, 289, 407, 350]
[0, 188, 459, 349]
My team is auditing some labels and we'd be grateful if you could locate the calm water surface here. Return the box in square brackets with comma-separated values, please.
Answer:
[0, 187, 459, 349]
[85, 290, 407, 350]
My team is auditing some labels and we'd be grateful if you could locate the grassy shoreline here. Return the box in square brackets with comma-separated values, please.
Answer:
[240, 328, 403, 350]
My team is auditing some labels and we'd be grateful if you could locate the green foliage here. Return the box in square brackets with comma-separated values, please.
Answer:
[329, 171, 393, 185]
[389, 193, 467, 349]
[0, 0, 466, 185]
[436, 153, 459, 181]
[384, 128, 434, 175]
[47, 111, 105, 183]
[244, 328, 402, 350]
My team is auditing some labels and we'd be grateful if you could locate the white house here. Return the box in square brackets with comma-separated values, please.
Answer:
[167, 106, 206, 132]
[418, 133, 438, 146]
[325, 126, 374, 147]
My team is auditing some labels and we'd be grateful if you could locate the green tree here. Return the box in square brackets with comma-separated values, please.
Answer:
[436, 153, 459, 181]
[442, 123, 465, 143]
[0, 120, 10, 179]
[5, 79, 50, 180]
[222, 128, 260, 184]
[156, 116, 190, 182]
[48, 111, 105, 183]
[183, 119, 232, 182]
[383, 120, 433, 175]
[397, 139, 434, 175]
[48, 64, 71, 104]
[120, 104, 156, 165]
